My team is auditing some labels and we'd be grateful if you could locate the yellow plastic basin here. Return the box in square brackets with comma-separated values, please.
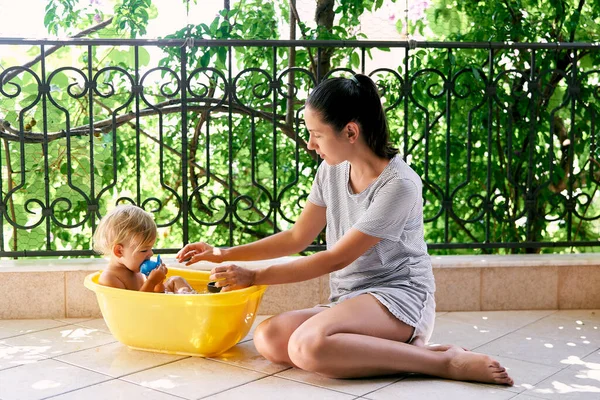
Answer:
[84, 268, 267, 357]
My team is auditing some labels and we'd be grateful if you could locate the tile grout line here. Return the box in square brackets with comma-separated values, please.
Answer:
[196, 374, 273, 399]
[468, 311, 578, 352]
[39, 376, 190, 400]
[249, 374, 361, 398]
[0, 320, 79, 341]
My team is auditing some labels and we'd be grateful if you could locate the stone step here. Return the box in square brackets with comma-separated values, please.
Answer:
[0, 254, 598, 319]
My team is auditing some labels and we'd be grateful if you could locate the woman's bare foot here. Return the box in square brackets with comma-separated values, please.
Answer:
[444, 346, 513, 386]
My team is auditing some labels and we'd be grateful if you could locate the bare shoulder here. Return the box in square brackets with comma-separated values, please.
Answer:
[98, 269, 127, 289]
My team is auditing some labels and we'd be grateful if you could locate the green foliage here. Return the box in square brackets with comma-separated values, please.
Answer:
[2, 0, 599, 257]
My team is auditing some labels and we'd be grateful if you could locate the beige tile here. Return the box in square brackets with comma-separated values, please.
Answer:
[0, 272, 65, 319]
[439, 310, 555, 331]
[552, 310, 600, 322]
[581, 349, 600, 364]
[432, 268, 480, 311]
[209, 340, 289, 374]
[429, 318, 507, 350]
[56, 342, 188, 378]
[508, 394, 549, 399]
[276, 367, 400, 396]
[258, 278, 321, 314]
[474, 332, 597, 368]
[122, 357, 265, 399]
[54, 318, 95, 324]
[0, 319, 66, 339]
[50, 379, 183, 400]
[65, 271, 102, 318]
[520, 362, 600, 399]
[2, 325, 117, 359]
[74, 318, 111, 334]
[559, 266, 600, 309]
[364, 376, 515, 400]
[0, 343, 53, 370]
[516, 314, 600, 342]
[482, 267, 558, 310]
[0, 358, 109, 400]
[205, 376, 355, 400]
[239, 315, 271, 343]
[489, 355, 562, 394]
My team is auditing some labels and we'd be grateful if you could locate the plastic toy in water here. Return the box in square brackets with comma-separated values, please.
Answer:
[140, 255, 162, 276]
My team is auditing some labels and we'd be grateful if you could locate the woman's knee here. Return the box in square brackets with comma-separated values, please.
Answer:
[253, 318, 290, 363]
[287, 327, 328, 372]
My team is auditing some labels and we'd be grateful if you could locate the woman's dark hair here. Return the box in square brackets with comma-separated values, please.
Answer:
[305, 74, 398, 159]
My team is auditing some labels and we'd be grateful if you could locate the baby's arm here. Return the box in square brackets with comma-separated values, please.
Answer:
[140, 264, 167, 292]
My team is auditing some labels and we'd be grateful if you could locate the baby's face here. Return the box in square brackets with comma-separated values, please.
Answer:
[119, 238, 155, 273]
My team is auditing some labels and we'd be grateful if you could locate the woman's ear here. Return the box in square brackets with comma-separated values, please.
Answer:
[346, 122, 360, 143]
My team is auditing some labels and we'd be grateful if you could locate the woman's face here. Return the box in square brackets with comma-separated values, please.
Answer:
[304, 106, 349, 165]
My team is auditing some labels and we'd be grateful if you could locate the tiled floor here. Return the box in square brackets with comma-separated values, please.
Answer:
[1, 310, 599, 399]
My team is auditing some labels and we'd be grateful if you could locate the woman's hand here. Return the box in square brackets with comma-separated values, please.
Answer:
[210, 264, 256, 292]
[176, 242, 225, 265]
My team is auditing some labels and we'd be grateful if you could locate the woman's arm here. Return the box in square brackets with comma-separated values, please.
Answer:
[211, 227, 381, 290]
[178, 201, 327, 264]
[254, 228, 380, 284]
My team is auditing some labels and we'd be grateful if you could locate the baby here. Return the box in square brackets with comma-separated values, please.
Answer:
[93, 204, 195, 294]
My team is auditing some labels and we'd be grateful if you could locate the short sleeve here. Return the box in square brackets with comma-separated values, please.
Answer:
[307, 163, 327, 207]
[353, 178, 418, 241]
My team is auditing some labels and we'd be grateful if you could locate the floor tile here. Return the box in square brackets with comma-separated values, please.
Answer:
[516, 314, 600, 342]
[474, 332, 597, 368]
[0, 320, 66, 340]
[49, 379, 184, 400]
[276, 368, 400, 397]
[489, 355, 562, 394]
[2, 325, 117, 359]
[122, 357, 266, 399]
[209, 340, 289, 374]
[551, 310, 600, 322]
[53, 318, 95, 324]
[519, 361, 600, 399]
[428, 318, 508, 350]
[362, 376, 516, 400]
[56, 342, 188, 378]
[0, 359, 109, 400]
[204, 376, 355, 399]
[72, 318, 111, 333]
[439, 310, 555, 331]
[0, 344, 52, 371]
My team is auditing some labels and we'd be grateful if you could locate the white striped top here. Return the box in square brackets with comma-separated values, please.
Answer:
[308, 155, 436, 304]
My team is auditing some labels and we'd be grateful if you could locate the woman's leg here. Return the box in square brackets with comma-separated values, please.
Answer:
[253, 307, 326, 365]
[286, 294, 513, 385]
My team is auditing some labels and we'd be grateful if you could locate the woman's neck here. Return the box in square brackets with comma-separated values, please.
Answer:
[348, 150, 391, 193]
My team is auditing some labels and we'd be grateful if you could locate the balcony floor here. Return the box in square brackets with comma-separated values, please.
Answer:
[1, 310, 599, 400]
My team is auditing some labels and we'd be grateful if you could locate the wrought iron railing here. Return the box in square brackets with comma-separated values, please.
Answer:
[0, 39, 598, 257]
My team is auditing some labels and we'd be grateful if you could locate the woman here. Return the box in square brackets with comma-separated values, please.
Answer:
[176, 74, 513, 385]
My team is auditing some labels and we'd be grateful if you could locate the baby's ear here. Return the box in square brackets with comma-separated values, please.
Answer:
[113, 244, 124, 258]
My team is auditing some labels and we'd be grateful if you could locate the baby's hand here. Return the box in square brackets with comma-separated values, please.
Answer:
[147, 264, 168, 284]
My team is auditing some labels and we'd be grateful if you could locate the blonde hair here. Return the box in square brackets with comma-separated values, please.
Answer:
[93, 204, 157, 255]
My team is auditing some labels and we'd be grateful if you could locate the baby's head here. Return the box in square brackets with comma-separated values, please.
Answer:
[93, 204, 157, 270]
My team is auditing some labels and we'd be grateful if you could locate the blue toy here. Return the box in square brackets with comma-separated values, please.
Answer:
[140, 255, 162, 276]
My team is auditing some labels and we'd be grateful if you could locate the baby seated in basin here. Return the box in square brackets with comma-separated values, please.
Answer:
[94, 204, 195, 294]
